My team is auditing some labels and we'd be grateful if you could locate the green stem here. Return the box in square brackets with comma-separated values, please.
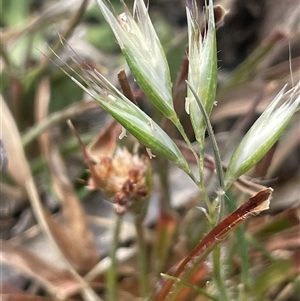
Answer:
[174, 109, 211, 224]
[157, 156, 172, 212]
[173, 118, 200, 179]
[212, 245, 231, 301]
[161, 274, 219, 301]
[175, 129, 208, 212]
[226, 192, 250, 289]
[178, 131, 211, 216]
[107, 215, 122, 301]
[184, 82, 230, 301]
[135, 216, 149, 298]
[236, 225, 250, 286]
[186, 82, 225, 224]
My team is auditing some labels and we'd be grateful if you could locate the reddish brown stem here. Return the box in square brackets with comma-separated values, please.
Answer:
[154, 188, 272, 301]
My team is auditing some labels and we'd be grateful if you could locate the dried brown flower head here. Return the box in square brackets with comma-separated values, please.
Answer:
[87, 147, 150, 215]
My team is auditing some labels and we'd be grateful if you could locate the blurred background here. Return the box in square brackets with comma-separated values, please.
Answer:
[1, 0, 299, 300]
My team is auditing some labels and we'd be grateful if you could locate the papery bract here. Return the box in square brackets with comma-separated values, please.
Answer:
[96, 0, 176, 120]
[225, 83, 300, 187]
